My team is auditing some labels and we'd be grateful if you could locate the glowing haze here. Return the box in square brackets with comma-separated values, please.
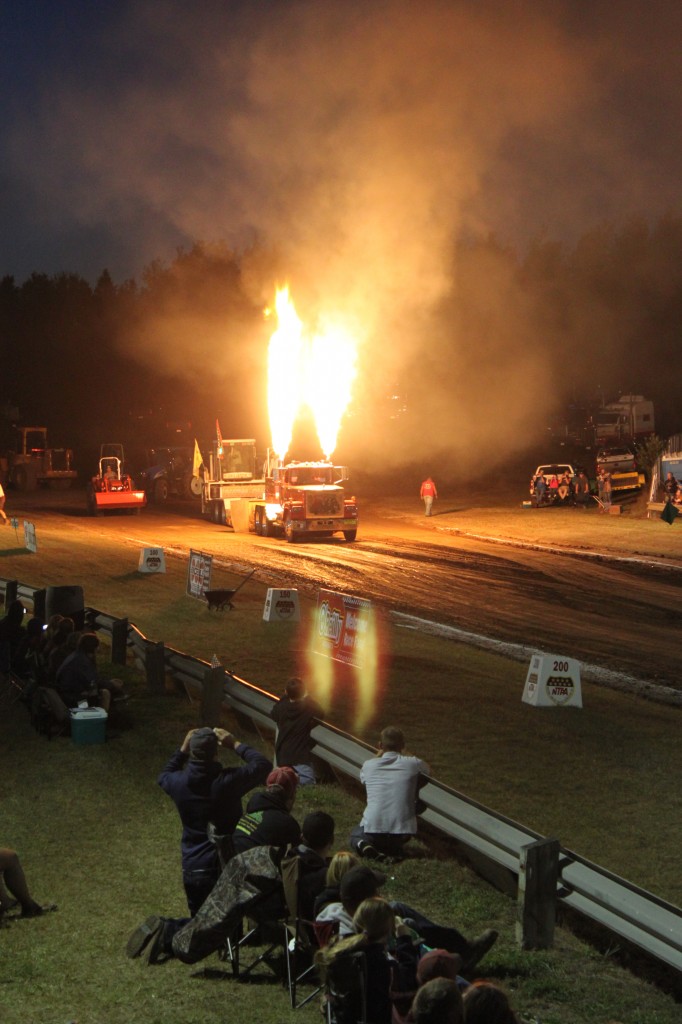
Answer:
[268, 287, 357, 460]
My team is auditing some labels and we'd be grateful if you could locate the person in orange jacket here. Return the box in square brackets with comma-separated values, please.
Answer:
[420, 477, 438, 516]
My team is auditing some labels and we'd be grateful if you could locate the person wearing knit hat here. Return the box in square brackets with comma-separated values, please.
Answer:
[232, 766, 301, 855]
[158, 727, 271, 916]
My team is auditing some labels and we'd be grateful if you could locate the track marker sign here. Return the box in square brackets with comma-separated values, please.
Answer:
[523, 654, 583, 708]
[263, 588, 300, 622]
[138, 547, 166, 573]
[186, 550, 213, 599]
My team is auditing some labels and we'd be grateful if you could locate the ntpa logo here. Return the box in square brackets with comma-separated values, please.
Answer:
[546, 676, 575, 705]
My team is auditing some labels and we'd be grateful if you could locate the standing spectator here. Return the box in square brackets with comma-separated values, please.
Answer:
[270, 676, 323, 785]
[420, 477, 438, 517]
[573, 469, 590, 508]
[602, 468, 612, 510]
[530, 472, 546, 506]
[158, 727, 271, 915]
[663, 471, 678, 501]
[232, 766, 301, 855]
[351, 726, 429, 861]
[0, 480, 8, 524]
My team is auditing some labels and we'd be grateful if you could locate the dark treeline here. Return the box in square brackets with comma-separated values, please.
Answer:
[1, 219, 681, 478]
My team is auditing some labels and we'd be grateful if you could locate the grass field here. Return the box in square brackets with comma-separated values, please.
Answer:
[1, 502, 682, 1022]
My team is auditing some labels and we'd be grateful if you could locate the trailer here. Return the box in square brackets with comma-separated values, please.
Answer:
[594, 395, 655, 446]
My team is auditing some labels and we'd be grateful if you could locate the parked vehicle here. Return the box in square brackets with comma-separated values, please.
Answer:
[595, 446, 644, 492]
[0, 426, 77, 491]
[138, 446, 200, 503]
[594, 395, 654, 446]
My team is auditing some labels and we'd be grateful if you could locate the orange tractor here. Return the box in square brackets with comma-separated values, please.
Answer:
[87, 444, 147, 515]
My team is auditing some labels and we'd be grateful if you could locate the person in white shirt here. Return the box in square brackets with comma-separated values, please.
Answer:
[350, 726, 429, 862]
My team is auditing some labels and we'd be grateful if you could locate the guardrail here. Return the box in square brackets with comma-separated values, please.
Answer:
[3, 577, 681, 977]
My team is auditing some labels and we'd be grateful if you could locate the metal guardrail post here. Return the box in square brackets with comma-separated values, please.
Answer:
[201, 666, 225, 727]
[111, 618, 129, 666]
[4, 580, 18, 606]
[145, 641, 166, 694]
[517, 837, 560, 949]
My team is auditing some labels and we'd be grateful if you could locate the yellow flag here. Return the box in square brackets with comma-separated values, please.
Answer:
[193, 439, 203, 477]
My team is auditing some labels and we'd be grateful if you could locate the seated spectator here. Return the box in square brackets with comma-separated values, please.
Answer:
[313, 849, 361, 916]
[557, 471, 572, 502]
[54, 632, 126, 712]
[393, 949, 464, 1024]
[270, 676, 323, 785]
[0, 847, 57, 918]
[462, 981, 520, 1023]
[316, 897, 421, 1024]
[316, 865, 497, 974]
[351, 726, 429, 861]
[232, 766, 301, 854]
[293, 811, 336, 920]
[411, 978, 463, 1024]
[573, 470, 590, 507]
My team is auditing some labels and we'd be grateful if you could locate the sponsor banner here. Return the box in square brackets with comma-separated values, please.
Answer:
[314, 588, 372, 667]
[263, 588, 300, 622]
[23, 520, 37, 553]
[522, 653, 583, 708]
[138, 547, 166, 573]
[187, 549, 213, 599]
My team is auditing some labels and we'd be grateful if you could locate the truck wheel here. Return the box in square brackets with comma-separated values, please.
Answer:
[189, 475, 203, 498]
[153, 478, 169, 503]
[285, 519, 297, 543]
[343, 529, 357, 542]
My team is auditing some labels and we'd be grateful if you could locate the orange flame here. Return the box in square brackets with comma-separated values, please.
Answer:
[267, 287, 357, 460]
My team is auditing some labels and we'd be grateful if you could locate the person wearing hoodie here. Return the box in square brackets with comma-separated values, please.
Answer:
[158, 726, 271, 915]
[231, 766, 301, 854]
[270, 676, 323, 785]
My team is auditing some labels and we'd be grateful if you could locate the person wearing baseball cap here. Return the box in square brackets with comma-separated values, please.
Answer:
[232, 765, 301, 855]
[158, 726, 271, 916]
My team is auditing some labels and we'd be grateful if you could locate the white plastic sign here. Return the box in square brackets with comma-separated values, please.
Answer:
[522, 653, 583, 708]
[263, 588, 300, 622]
[138, 547, 166, 573]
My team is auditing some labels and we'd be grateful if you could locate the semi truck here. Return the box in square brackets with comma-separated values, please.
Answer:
[594, 395, 654, 446]
[201, 438, 358, 542]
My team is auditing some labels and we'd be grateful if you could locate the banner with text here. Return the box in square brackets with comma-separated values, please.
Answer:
[186, 550, 213, 599]
[314, 589, 372, 667]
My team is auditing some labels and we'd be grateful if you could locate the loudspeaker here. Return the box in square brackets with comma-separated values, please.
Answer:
[45, 585, 85, 631]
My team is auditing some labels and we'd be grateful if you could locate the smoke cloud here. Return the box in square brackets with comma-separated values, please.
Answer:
[4, 0, 682, 475]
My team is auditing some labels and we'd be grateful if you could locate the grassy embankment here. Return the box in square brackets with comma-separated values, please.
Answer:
[1, 508, 681, 1023]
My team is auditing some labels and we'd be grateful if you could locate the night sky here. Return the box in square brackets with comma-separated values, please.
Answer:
[2, 0, 681, 285]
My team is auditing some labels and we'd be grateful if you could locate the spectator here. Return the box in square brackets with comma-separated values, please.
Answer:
[313, 849, 361, 916]
[158, 726, 271, 915]
[316, 897, 421, 1024]
[293, 811, 336, 920]
[0, 480, 8, 524]
[315, 864, 497, 974]
[663, 471, 678, 501]
[0, 847, 56, 918]
[412, 978, 463, 1024]
[54, 631, 126, 712]
[420, 477, 438, 517]
[602, 468, 612, 510]
[394, 949, 464, 1024]
[462, 981, 520, 1023]
[573, 470, 590, 507]
[351, 726, 429, 861]
[530, 472, 546, 506]
[232, 766, 301, 855]
[270, 676, 323, 785]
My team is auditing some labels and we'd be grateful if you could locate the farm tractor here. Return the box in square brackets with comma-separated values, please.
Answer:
[87, 444, 147, 515]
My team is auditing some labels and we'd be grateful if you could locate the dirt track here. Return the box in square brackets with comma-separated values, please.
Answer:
[4, 486, 682, 695]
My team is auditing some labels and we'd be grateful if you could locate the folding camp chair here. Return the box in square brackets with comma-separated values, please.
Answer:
[280, 848, 329, 1009]
[324, 950, 369, 1024]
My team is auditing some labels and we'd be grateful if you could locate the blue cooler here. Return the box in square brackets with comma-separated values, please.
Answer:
[70, 707, 108, 745]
